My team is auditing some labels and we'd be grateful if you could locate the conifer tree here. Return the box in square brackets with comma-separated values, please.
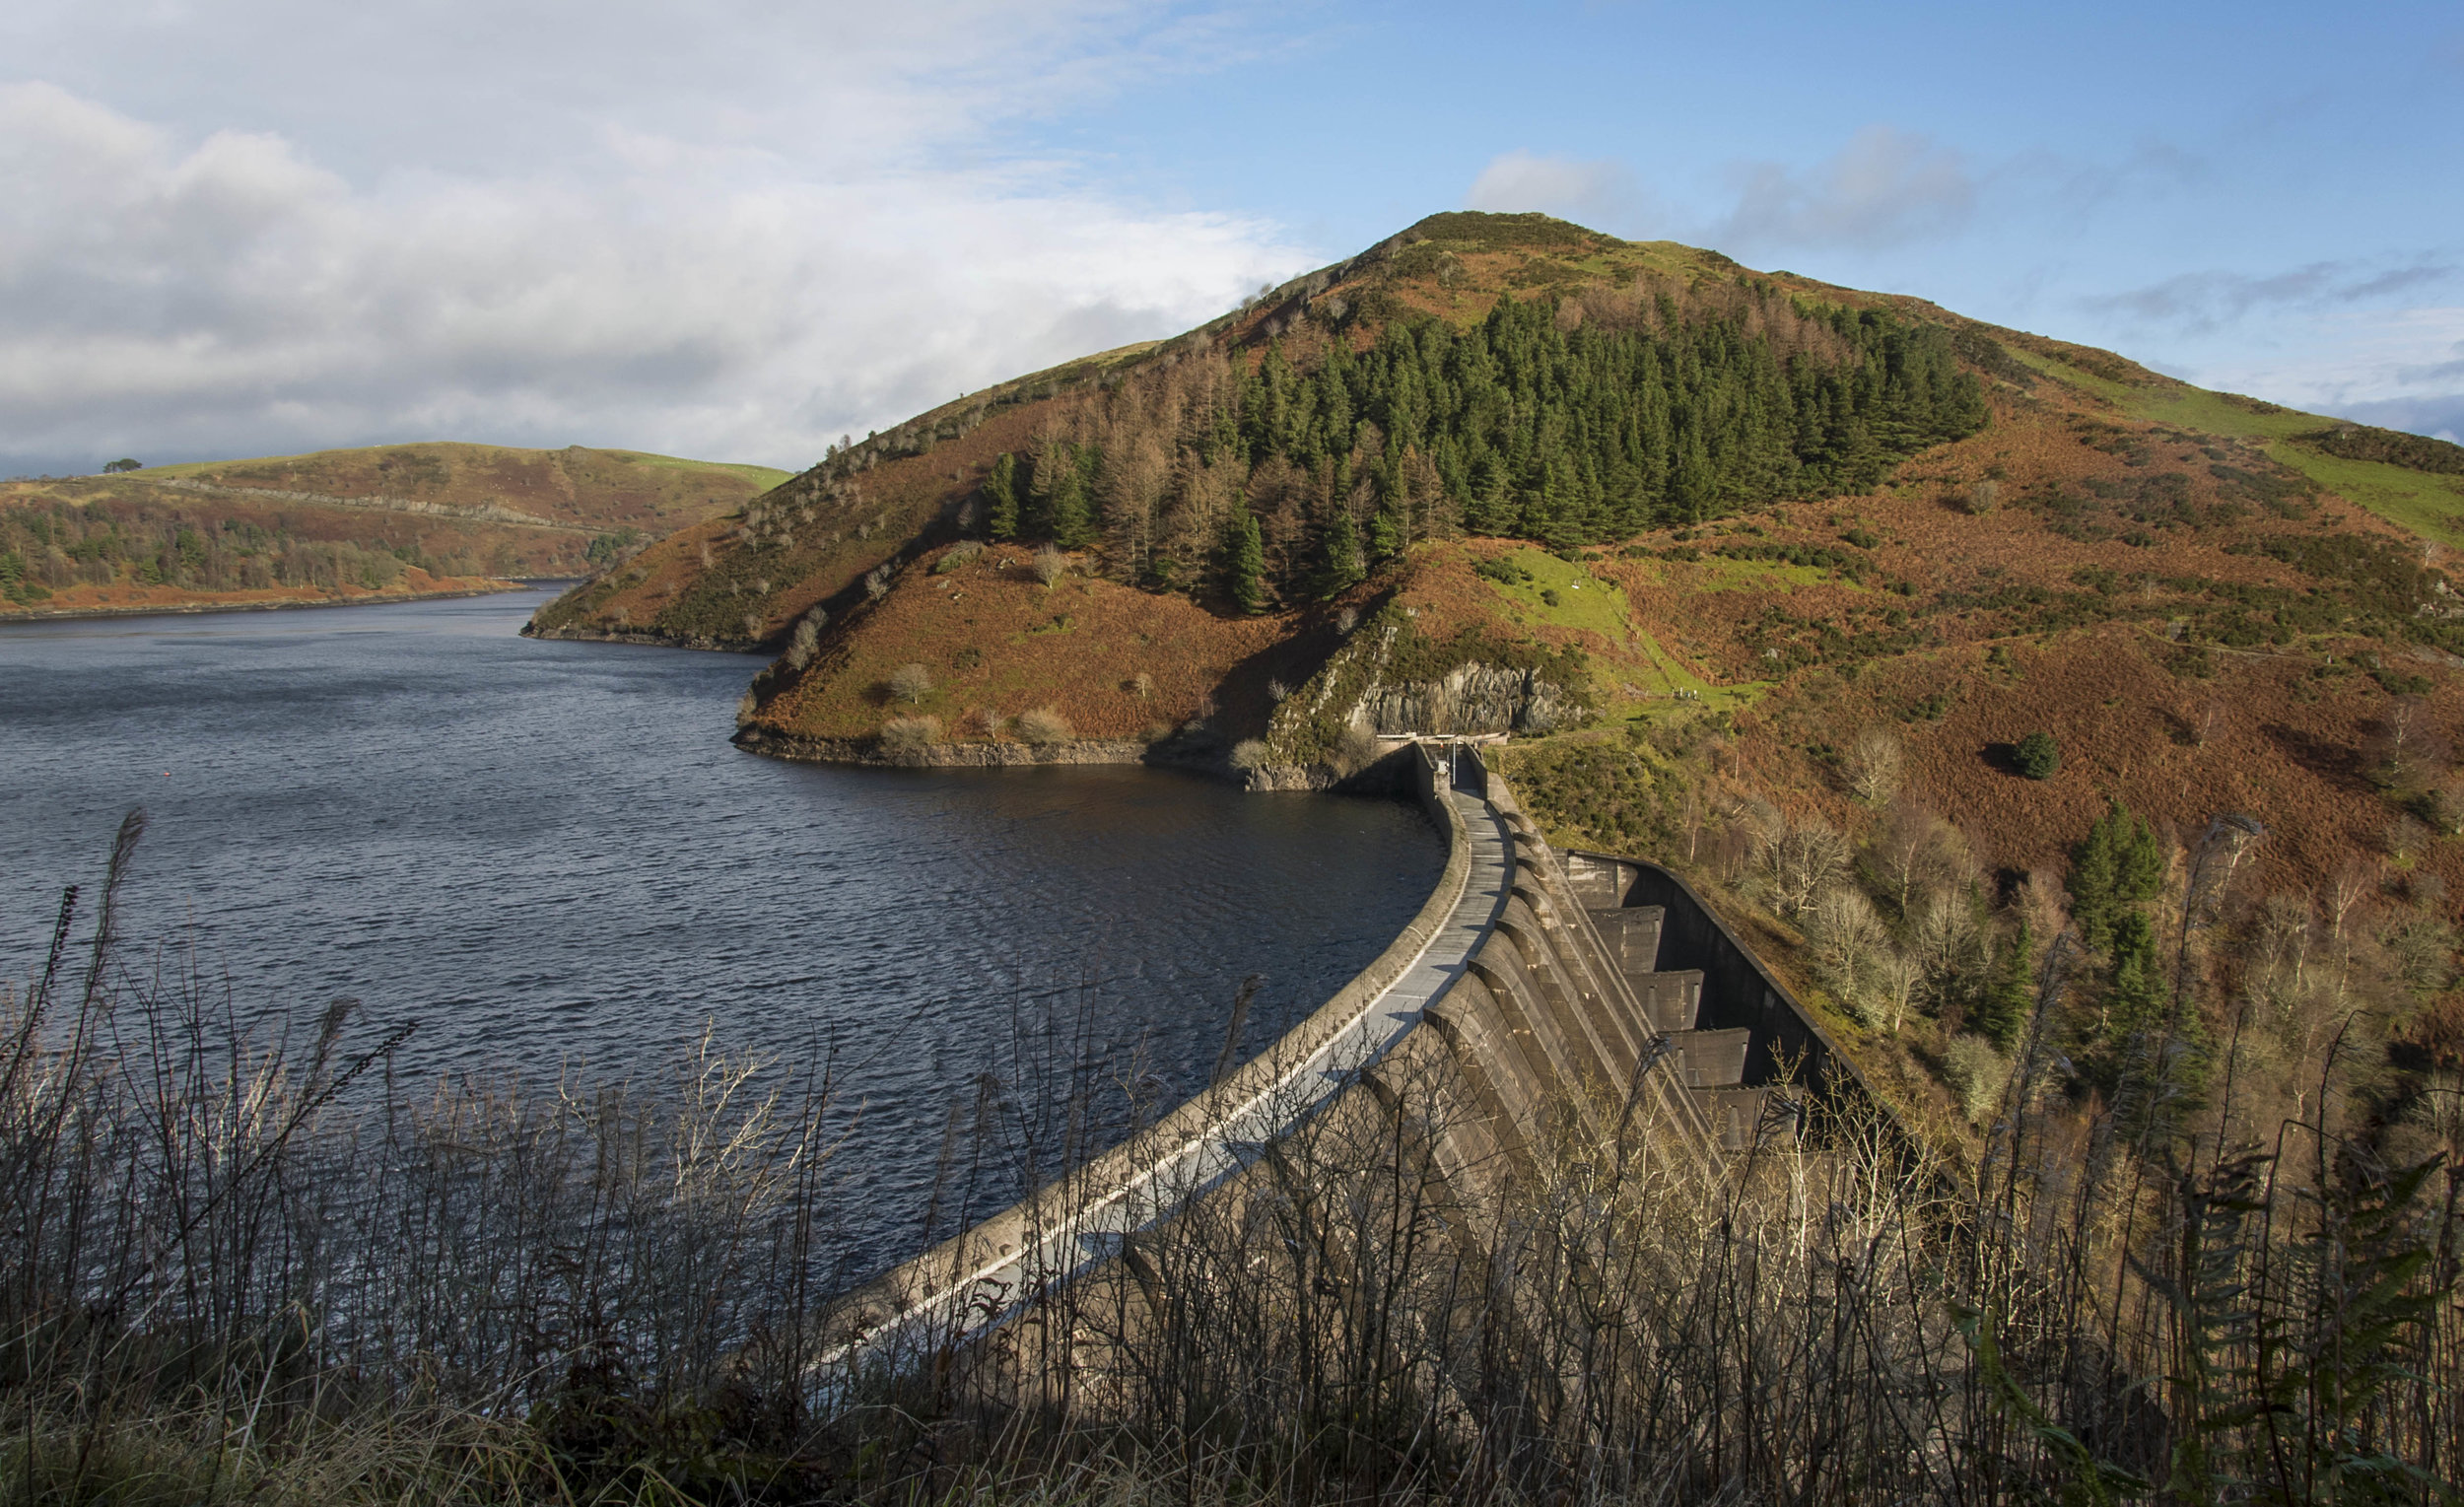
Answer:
[1367, 508, 1405, 563]
[1978, 920, 2033, 1054]
[2068, 803, 2164, 951]
[2102, 909, 2165, 1054]
[984, 452, 1020, 541]
[1319, 506, 1365, 598]
[1229, 512, 1266, 615]
[1049, 463, 1095, 550]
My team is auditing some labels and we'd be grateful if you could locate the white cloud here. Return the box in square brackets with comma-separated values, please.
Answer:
[2086, 259, 2456, 335]
[2169, 307, 2464, 440]
[1458, 127, 1976, 258]
[1464, 151, 1653, 235]
[0, 4, 1317, 472]
[1714, 125, 1975, 250]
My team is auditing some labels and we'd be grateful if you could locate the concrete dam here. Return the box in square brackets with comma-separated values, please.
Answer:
[819, 740, 1874, 1385]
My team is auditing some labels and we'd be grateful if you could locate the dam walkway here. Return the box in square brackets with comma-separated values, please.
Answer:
[817, 749, 1514, 1374]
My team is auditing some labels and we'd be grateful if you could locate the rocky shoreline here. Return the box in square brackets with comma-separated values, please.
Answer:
[731, 724, 1421, 795]
[521, 621, 762, 652]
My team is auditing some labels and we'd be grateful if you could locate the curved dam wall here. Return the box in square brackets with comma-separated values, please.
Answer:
[817, 746, 1894, 1383]
[819, 742, 1485, 1371]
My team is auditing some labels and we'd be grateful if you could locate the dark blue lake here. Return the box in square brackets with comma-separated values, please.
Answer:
[0, 588, 1444, 1277]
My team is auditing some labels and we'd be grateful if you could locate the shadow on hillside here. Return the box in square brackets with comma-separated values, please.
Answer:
[2259, 719, 2368, 789]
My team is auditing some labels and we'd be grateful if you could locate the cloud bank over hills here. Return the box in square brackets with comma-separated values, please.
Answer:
[1, 0, 2457, 470]
[0, 1, 1316, 474]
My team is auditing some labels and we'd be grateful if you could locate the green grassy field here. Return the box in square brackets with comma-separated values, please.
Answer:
[2006, 348, 2464, 549]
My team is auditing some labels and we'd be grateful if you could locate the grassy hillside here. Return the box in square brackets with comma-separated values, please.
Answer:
[2, 442, 787, 616]
[532, 209, 2464, 1149]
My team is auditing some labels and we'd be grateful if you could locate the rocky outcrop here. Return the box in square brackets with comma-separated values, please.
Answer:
[1356, 662, 1585, 736]
[1263, 611, 1595, 769]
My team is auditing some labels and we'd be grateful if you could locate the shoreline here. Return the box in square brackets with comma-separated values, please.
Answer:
[0, 580, 528, 626]
[732, 723, 1411, 795]
[522, 621, 766, 653]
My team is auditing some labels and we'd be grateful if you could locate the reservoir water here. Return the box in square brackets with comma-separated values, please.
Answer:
[0, 588, 1444, 1278]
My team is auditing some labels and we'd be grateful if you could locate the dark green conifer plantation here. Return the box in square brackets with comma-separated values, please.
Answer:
[970, 284, 1987, 601]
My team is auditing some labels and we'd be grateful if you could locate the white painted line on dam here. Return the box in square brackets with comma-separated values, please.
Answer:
[824, 783, 1514, 1377]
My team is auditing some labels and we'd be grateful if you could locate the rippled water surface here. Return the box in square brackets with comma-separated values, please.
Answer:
[0, 590, 1443, 1275]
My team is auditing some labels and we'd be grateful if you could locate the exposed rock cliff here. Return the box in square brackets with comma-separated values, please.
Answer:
[1355, 661, 1586, 737]
[1264, 609, 1596, 771]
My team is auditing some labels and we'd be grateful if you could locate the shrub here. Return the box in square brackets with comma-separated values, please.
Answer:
[934, 540, 984, 575]
[889, 662, 932, 705]
[1016, 707, 1072, 745]
[1964, 479, 2002, 514]
[2014, 730, 2061, 780]
[1032, 547, 1068, 585]
[877, 715, 941, 761]
[1331, 722, 1383, 777]
[1229, 739, 1269, 771]
[2422, 776, 2464, 838]
[1129, 671, 1154, 698]
[1942, 1035, 2012, 1125]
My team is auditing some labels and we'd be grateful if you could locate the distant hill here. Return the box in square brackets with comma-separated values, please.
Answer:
[2, 443, 790, 618]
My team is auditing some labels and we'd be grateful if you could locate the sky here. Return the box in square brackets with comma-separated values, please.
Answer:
[2, 0, 2458, 476]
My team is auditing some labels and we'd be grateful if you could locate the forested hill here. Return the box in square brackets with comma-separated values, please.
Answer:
[532, 214, 2014, 645]
[984, 280, 1988, 598]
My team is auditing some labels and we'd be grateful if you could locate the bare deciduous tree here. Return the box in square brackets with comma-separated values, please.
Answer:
[1032, 547, 1068, 585]
[1808, 885, 1887, 1007]
[1754, 816, 1851, 919]
[1867, 800, 1972, 918]
[1844, 726, 1904, 805]
[787, 616, 823, 670]
[889, 662, 932, 705]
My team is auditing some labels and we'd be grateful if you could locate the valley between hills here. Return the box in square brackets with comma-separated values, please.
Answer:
[530, 209, 2464, 1154]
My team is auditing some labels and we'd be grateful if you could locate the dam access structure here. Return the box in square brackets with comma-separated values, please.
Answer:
[816, 739, 1877, 1394]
